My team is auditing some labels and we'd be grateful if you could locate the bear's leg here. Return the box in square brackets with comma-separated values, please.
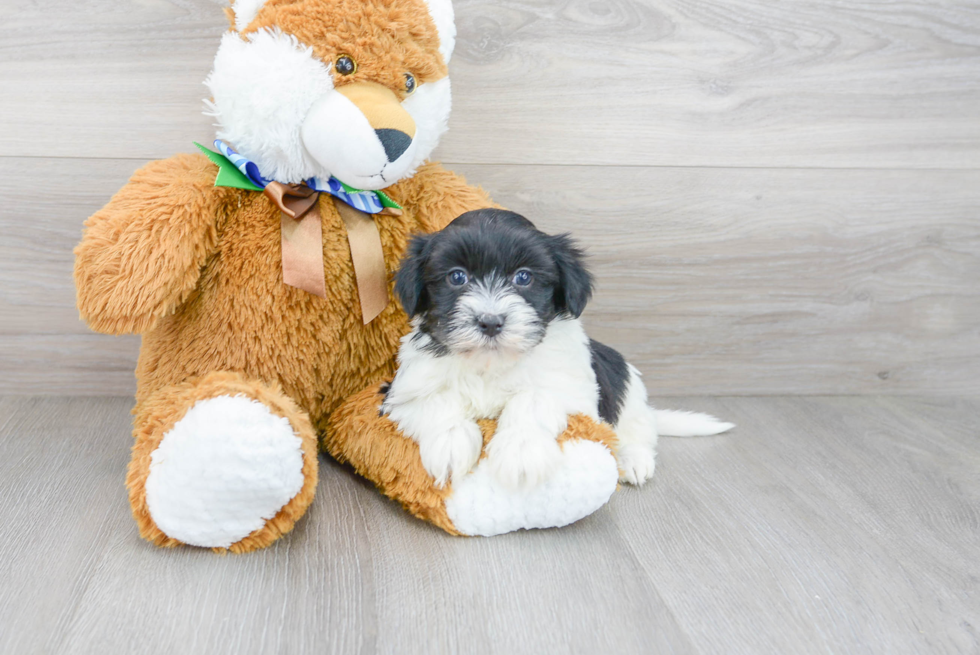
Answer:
[127, 371, 318, 553]
[328, 384, 621, 537]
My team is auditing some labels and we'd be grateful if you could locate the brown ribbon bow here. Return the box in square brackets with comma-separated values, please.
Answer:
[263, 181, 392, 324]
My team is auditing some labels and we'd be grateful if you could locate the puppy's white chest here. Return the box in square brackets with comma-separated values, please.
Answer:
[455, 370, 514, 420]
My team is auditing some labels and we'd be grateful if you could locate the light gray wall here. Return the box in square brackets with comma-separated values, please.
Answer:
[2, 0, 978, 396]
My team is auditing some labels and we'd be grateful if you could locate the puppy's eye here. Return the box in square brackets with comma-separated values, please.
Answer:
[335, 55, 357, 76]
[448, 269, 469, 286]
[512, 269, 533, 287]
[404, 73, 417, 94]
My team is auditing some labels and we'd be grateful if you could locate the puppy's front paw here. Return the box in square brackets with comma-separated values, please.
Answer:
[486, 430, 563, 491]
[616, 443, 657, 485]
[418, 422, 483, 488]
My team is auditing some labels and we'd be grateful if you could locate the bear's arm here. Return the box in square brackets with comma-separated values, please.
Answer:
[396, 162, 499, 233]
[74, 153, 234, 335]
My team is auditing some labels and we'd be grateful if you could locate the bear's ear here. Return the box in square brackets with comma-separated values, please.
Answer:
[230, 0, 269, 32]
[421, 0, 456, 64]
[548, 233, 594, 319]
[394, 233, 434, 317]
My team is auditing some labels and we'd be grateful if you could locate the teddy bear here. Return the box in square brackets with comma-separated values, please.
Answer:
[74, 0, 620, 552]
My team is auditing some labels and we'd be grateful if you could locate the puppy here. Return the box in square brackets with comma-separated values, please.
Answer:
[381, 209, 733, 489]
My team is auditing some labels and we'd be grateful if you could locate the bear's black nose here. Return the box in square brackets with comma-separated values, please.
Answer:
[375, 129, 412, 162]
[476, 314, 505, 337]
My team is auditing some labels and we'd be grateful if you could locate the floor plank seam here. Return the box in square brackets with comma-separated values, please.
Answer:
[2, 154, 980, 174]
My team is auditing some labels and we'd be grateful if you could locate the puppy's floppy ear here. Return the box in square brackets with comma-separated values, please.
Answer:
[394, 233, 433, 317]
[549, 233, 593, 318]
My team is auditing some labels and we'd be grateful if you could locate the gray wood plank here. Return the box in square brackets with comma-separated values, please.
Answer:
[351, 500, 694, 655]
[0, 335, 141, 396]
[2, 0, 980, 167]
[0, 397, 134, 655]
[1, 396, 977, 654]
[615, 395, 980, 655]
[0, 158, 136, 336]
[3, 156, 978, 396]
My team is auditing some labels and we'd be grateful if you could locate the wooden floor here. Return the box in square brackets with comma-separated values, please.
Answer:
[0, 395, 976, 655]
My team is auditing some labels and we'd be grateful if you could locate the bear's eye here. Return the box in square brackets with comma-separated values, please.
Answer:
[404, 73, 417, 95]
[513, 270, 533, 287]
[335, 55, 357, 76]
[447, 269, 468, 286]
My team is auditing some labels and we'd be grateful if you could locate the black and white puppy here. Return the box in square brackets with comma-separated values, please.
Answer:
[382, 209, 733, 489]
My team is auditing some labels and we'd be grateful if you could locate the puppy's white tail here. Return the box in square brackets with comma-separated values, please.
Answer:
[655, 410, 734, 437]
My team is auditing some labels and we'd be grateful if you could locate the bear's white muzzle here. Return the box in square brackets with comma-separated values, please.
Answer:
[302, 81, 418, 190]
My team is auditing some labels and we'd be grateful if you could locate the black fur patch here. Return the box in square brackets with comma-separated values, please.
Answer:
[378, 381, 391, 417]
[589, 339, 629, 425]
[411, 325, 449, 356]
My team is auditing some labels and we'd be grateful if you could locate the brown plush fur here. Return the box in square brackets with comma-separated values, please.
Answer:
[326, 383, 458, 533]
[326, 383, 618, 535]
[76, 155, 493, 424]
[127, 371, 320, 552]
[76, 153, 494, 550]
[242, 0, 448, 97]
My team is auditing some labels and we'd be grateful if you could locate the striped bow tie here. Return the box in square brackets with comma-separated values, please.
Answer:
[193, 140, 396, 324]
[195, 140, 402, 215]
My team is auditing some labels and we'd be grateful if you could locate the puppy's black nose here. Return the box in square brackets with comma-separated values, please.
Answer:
[375, 129, 412, 162]
[476, 314, 504, 337]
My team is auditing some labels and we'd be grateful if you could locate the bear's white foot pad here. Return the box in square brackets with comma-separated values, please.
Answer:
[144, 395, 305, 548]
[445, 439, 618, 537]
